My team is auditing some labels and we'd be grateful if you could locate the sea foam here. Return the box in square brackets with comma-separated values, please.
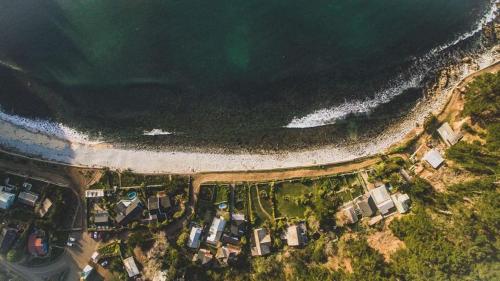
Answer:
[286, 0, 499, 129]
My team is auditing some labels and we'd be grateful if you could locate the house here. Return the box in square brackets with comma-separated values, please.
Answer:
[91, 251, 100, 263]
[81, 264, 94, 280]
[123, 256, 140, 278]
[423, 149, 445, 169]
[251, 228, 271, 256]
[28, 233, 48, 256]
[148, 196, 160, 214]
[0, 190, 15, 210]
[356, 195, 376, 217]
[400, 168, 414, 183]
[187, 226, 202, 249]
[94, 211, 110, 226]
[0, 228, 18, 254]
[206, 217, 226, 245]
[391, 193, 411, 214]
[18, 191, 39, 207]
[437, 122, 462, 146]
[230, 213, 246, 236]
[85, 189, 104, 198]
[157, 191, 171, 210]
[370, 185, 395, 215]
[192, 248, 213, 265]
[343, 206, 358, 224]
[216, 244, 241, 265]
[286, 224, 307, 247]
[221, 234, 240, 245]
[114, 198, 143, 226]
[38, 198, 53, 218]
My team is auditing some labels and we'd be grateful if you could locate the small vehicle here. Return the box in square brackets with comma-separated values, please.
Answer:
[66, 242, 73, 247]
[92, 232, 98, 239]
[68, 237, 76, 242]
[101, 260, 109, 267]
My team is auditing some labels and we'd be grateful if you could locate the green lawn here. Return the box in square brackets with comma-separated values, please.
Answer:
[214, 185, 230, 205]
[275, 182, 310, 218]
[233, 185, 248, 214]
[250, 185, 271, 226]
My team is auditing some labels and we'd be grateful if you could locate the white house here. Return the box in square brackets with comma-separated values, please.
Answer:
[423, 149, 445, 169]
[437, 122, 462, 146]
[206, 217, 226, 245]
[0, 190, 15, 210]
[187, 226, 202, 249]
[123, 256, 140, 278]
[370, 185, 395, 215]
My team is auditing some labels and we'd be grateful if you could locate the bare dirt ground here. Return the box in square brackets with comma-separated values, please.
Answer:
[366, 216, 405, 262]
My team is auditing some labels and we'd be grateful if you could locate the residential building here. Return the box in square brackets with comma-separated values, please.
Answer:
[391, 193, 411, 214]
[400, 168, 414, 183]
[38, 198, 53, 218]
[123, 256, 140, 278]
[423, 149, 445, 169]
[187, 226, 202, 249]
[356, 195, 376, 217]
[0, 190, 15, 210]
[157, 191, 171, 210]
[94, 211, 110, 226]
[286, 224, 307, 247]
[18, 191, 39, 207]
[230, 213, 246, 237]
[216, 244, 241, 265]
[28, 233, 48, 256]
[251, 228, 271, 256]
[370, 185, 395, 215]
[206, 217, 226, 245]
[0, 228, 18, 254]
[437, 122, 462, 146]
[192, 248, 213, 265]
[114, 198, 143, 226]
[221, 234, 240, 245]
[148, 196, 160, 214]
[343, 206, 358, 224]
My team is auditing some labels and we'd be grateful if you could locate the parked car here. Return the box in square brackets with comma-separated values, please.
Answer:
[68, 237, 76, 242]
[66, 242, 73, 247]
[100, 260, 109, 267]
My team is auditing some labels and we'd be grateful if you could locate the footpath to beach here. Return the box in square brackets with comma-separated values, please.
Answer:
[0, 60, 498, 174]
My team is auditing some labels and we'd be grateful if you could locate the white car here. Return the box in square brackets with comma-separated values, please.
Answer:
[66, 242, 73, 247]
[101, 260, 109, 267]
[68, 237, 76, 242]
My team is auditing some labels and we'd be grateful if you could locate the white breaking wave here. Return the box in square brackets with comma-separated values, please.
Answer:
[286, 0, 499, 129]
[143, 129, 173, 136]
[0, 110, 102, 144]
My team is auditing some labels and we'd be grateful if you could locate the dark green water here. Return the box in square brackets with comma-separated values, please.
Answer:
[0, 0, 493, 149]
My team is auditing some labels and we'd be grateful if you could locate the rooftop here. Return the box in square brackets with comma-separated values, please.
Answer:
[123, 256, 140, 277]
[423, 149, 445, 169]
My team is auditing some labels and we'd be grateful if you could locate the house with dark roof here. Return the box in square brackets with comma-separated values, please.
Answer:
[230, 213, 247, 237]
[157, 191, 171, 211]
[356, 195, 376, 217]
[216, 244, 241, 266]
[94, 211, 110, 226]
[0, 228, 18, 254]
[192, 248, 214, 266]
[18, 191, 39, 207]
[114, 198, 143, 226]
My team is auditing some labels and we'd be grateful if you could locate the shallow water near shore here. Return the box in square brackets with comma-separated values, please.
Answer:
[0, 0, 497, 150]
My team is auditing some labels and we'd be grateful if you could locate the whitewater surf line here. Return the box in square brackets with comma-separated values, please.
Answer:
[285, 0, 499, 129]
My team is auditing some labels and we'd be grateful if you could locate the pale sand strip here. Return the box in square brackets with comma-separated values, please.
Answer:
[0, 57, 498, 174]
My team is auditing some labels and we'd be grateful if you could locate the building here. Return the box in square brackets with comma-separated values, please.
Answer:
[38, 198, 53, 218]
[0, 190, 15, 210]
[251, 228, 271, 256]
[343, 206, 359, 224]
[18, 191, 39, 207]
[221, 234, 240, 245]
[370, 185, 395, 215]
[94, 211, 110, 226]
[157, 191, 171, 210]
[206, 217, 226, 245]
[423, 149, 445, 169]
[356, 195, 376, 217]
[85, 189, 104, 198]
[437, 122, 462, 146]
[28, 233, 48, 256]
[400, 168, 414, 183]
[187, 226, 202, 249]
[230, 213, 246, 237]
[123, 256, 140, 278]
[391, 193, 411, 214]
[286, 224, 307, 247]
[192, 248, 213, 265]
[114, 198, 143, 226]
[148, 196, 160, 213]
[0, 228, 18, 254]
[91, 251, 100, 263]
[216, 244, 241, 265]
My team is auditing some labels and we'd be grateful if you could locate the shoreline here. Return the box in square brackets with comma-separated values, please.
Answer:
[0, 56, 498, 174]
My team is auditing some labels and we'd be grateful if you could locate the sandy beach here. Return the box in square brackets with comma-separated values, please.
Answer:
[0, 52, 498, 174]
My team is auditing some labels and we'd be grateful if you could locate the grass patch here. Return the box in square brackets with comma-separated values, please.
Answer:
[275, 182, 310, 218]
